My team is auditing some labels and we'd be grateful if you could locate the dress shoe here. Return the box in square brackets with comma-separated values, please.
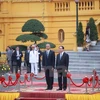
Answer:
[56, 88, 62, 91]
[39, 70, 41, 73]
[48, 88, 52, 90]
[49, 86, 53, 90]
[45, 87, 52, 90]
[63, 88, 66, 91]
[49, 87, 53, 90]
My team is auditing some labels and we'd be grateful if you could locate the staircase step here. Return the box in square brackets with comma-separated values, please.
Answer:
[70, 71, 94, 74]
[69, 60, 100, 63]
[69, 63, 100, 66]
[90, 46, 100, 48]
[20, 92, 65, 98]
[89, 48, 100, 50]
[69, 56, 100, 58]
[69, 55, 100, 57]
[91, 49, 100, 51]
[69, 67, 100, 70]
[69, 65, 100, 68]
[17, 97, 60, 100]
[68, 51, 100, 56]
[67, 51, 100, 54]
[69, 69, 100, 73]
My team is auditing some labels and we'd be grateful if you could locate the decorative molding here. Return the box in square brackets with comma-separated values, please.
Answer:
[95, 18, 100, 25]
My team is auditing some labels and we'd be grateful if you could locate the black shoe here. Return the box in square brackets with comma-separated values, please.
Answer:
[48, 88, 52, 90]
[63, 88, 66, 91]
[46, 87, 52, 90]
[49, 86, 53, 90]
[46, 88, 52, 90]
[57, 88, 62, 91]
[39, 70, 41, 73]
[49, 87, 53, 90]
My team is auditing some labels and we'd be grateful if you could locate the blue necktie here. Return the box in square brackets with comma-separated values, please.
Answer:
[60, 53, 62, 60]
[47, 51, 49, 57]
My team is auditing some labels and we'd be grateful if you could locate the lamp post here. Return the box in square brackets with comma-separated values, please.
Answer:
[74, 0, 79, 51]
[75, 0, 79, 35]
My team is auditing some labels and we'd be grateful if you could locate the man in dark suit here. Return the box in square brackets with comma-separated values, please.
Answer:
[24, 46, 31, 73]
[36, 46, 42, 73]
[56, 46, 69, 91]
[11, 48, 16, 73]
[42, 44, 55, 90]
[15, 47, 23, 74]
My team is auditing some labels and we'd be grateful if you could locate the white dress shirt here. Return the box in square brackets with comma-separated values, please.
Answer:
[16, 50, 20, 60]
[60, 51, 64, 59]
[46, 50, 50, 57]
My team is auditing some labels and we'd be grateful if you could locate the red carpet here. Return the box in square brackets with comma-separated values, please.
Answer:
[16, 92, 65, 100]
[19, 97, 58, 100]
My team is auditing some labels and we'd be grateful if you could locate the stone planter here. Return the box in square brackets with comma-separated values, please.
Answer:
[77, 47, 83, 52]
[91, 41, 97, 46]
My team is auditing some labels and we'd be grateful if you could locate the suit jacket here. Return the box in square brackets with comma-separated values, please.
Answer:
[24, 50, 30, 62]
[6, 50, 13, 61]
[11, 51, 16, 66]
[14, 50, 23, 61]
[38, 50, 42, 61]
[29, 50, 39, 63]
[42, 50, 55, 68]
[56, 52, 69, 70]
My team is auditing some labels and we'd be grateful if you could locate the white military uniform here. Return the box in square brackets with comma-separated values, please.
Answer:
[29, 50, 39, 75]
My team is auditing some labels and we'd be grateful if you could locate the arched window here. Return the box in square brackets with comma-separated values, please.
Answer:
[58, 29, 65, 43]
[0, 3, 1, 12]
[0, 30, 2, 34]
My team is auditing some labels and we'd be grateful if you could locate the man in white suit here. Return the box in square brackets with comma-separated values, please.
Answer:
[29, 45, 39, 75]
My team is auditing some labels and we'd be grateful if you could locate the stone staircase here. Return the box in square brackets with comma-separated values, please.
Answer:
[69, 40, 100, 82]
[67, 51, 100, 83]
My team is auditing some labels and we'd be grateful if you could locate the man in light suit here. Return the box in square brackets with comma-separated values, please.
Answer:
[29, 45, 39, 75]
[42, 44, 55, 90]
[6, 46, 13, 73]
[56, 46, 69, 91]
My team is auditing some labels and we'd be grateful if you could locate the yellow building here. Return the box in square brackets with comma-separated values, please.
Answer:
[0, 0, 100, 52]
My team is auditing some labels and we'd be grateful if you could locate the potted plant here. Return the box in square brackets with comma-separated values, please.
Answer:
[0, 63, 10, 75]
[77, 22, 84, 51]
[88, 17, 98, 46]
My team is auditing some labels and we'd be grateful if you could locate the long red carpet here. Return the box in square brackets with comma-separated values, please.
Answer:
[16, 92, 65, 100]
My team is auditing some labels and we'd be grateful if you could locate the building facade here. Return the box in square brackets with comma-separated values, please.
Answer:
[0, 0, 100, 51]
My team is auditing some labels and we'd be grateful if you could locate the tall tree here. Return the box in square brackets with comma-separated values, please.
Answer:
[16, 19, 47, 44]
[15, 19, 56, 49]
[77, 22, 84, 47]
[88, 17, 98, 41]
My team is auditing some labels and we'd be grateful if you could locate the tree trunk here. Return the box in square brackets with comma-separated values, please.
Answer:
[34, 41, 37, 44]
